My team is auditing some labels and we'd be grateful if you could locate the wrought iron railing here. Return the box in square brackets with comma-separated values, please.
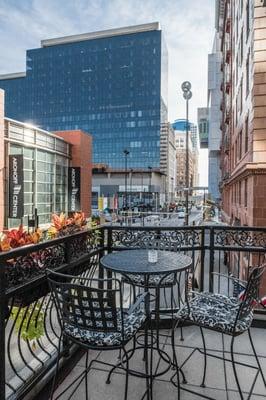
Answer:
[0, 224, 265, 399]
[0, 228, 104, 400]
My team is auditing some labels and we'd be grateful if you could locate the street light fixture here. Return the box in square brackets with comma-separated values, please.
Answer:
[123, 149, 129, 210]
[181, 81, 192, 93]
[181, 81, 192, 225]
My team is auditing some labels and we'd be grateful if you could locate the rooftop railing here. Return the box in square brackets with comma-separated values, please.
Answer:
[0, 224, 265, 399]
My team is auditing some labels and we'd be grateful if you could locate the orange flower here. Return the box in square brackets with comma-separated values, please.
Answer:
[0, 237, 11, 252]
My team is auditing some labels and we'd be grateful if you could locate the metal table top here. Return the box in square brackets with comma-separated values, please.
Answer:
[100, 249, 192, 275]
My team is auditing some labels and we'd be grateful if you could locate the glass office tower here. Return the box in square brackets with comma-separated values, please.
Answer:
[0, 23, 168, 169]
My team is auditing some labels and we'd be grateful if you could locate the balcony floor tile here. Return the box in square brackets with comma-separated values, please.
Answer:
[54, 326, 266, 399]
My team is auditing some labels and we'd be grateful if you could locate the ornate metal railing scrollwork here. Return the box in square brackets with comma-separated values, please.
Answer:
[0, 227, 103, 399]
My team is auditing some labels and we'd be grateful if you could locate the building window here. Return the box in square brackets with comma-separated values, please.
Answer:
[245, 115, 249, 153]
[239, 181, 241, 205]
[246, 0, 250, 40]
[240, 79, 243, 115]
[244, 178, 248, 207]
[239, 130, 242, 159]
[240, 0, 243, 15]
[240, 29, 243, 65]
[246, 52, 249, 96]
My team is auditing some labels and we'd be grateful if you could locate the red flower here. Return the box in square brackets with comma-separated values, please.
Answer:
[260, 296, 266, 308]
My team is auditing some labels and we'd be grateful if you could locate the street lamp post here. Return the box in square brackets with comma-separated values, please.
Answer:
[148, 166, 152, 209]
[123, 149, 129, 210]
[130, 168, 133, 209]
[181, 81, 192, 226]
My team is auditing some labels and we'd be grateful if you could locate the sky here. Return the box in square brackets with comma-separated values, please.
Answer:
[0, 0, 215, 185]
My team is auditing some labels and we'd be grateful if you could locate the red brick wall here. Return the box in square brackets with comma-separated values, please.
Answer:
[0, 90, 4, 231]
[54, 130, 92, 218]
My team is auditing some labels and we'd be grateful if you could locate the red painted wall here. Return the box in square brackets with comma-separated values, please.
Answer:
[55, 130, 92, 218]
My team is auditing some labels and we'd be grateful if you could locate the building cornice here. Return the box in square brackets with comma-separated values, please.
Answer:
[4, 117, 67, 143]
[0, 72, 26, 80]
[41, 22, 160, 48]
[223, 163, 266, 186]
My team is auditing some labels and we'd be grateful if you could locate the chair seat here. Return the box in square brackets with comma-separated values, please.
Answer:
[176, 292, 253, 335]
[65, 308, 146, 347]
[123, 273, 176, 287]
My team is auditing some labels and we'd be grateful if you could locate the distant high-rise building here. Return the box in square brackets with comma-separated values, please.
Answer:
[0, 23, 168, 170]
[172, 119, 199, 191]
[160, 123, 176, 200]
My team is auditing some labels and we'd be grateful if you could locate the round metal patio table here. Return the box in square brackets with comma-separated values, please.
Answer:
[100, 249, 192, 400]
[100, 249, 192, 277]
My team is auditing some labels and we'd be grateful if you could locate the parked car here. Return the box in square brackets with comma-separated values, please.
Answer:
[144, 215, 160, 224]
[178, 211, 185, 218]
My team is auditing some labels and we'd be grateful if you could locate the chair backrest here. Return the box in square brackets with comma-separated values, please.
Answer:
[237, 265, 265, 322]
[46, 269, 124, 334]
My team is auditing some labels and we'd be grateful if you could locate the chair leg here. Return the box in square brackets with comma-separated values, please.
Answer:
[199, 327, 207, 388]
[171, 321, 181, 400]
[230, 336, 244, 400]
[85, 351, 89, 400]
[122, 346, 130, 400]
[248, 328, 266, 388]
[50, 332, 63, 400]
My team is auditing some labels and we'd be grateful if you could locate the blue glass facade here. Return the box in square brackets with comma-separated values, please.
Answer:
[0, 28, 168, 169]
[172, 119, 192, 131]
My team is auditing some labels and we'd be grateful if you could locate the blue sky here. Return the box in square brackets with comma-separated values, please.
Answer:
[0, 0, 215, 184]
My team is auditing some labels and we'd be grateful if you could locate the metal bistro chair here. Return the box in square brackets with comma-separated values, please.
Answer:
[46, 269, 147, 400]
[171, 265, 266, 400]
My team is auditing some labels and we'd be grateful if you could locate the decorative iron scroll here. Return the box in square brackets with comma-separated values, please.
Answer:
[111, 228, 201, 249]
[214, 229, 266, 249]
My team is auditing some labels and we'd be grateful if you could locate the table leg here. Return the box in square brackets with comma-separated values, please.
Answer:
[144, 275, 151, 400]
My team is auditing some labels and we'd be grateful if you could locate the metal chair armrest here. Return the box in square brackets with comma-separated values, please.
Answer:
[127, 292, 149, 315]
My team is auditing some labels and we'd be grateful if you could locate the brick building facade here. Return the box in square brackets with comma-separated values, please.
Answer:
[219, 0, 266, 227]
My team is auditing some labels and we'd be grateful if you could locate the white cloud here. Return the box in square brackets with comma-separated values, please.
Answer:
[0, 0, 215, 184]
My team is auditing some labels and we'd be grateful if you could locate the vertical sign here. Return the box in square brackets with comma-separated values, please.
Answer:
[98, 195, 104, 211]
[68, 167, 81, 212]
[9, 154, 24, 218]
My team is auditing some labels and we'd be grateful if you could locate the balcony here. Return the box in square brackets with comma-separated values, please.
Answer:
[225, 17, 231, 34]
[0, 225, 266, 399]
[225, 112, 230, 125]
[223, 171, 230, 181]
[225, 49, 231, 64]
[224, 134, 230, 154]
[225, 80, 231, 95]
